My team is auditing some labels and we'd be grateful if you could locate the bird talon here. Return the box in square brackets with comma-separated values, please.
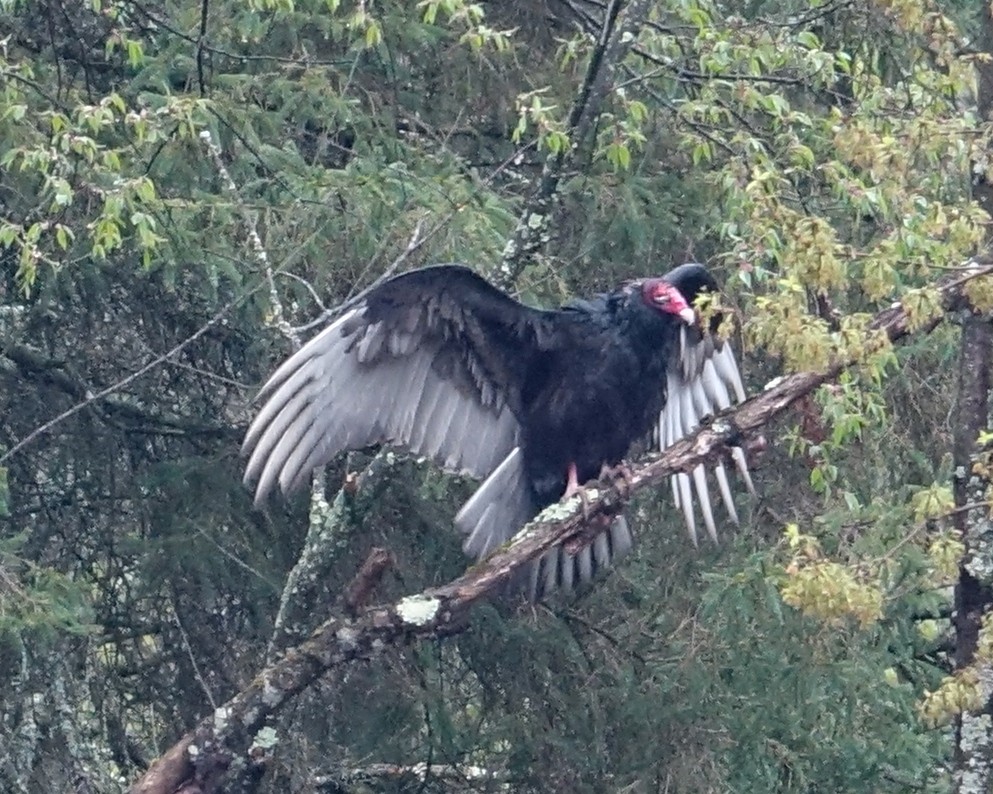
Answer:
[578, 488, 591, 521]
[599, 462, 634, 498]
[561, 480, 592, 520]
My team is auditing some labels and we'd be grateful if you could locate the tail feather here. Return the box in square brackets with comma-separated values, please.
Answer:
[527, 515, 634, 600]
[456, 450, 635, 600]
[456, 447, 536, 559]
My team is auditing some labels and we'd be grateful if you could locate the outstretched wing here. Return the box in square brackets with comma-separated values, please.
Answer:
[655, 264, 755, 544]
[242, 265, 558, 506]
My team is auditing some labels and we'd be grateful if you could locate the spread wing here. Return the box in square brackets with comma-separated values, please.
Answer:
[655, 264, 755, 544]
[242, 265, 559, 506]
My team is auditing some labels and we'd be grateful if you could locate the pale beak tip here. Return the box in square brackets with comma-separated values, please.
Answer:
[678, 307, 696, 325]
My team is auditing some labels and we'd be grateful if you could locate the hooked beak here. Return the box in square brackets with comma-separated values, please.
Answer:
[678, 307, 695, 325]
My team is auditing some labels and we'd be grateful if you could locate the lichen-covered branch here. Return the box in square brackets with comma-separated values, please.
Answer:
[128, 261, 993, 794]
[313, 762, 502, 791]
[265, 450, 401, 661]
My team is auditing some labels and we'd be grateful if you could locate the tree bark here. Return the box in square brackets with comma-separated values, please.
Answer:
[950, 3, 993, 787]
[952, 2, 993, 787]
[952, 363, 993, 792]
[129, 262, 993, 794]
[952, 318, 993, 668]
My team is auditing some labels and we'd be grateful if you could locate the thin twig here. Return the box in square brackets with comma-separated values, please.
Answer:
[0, 297, 244, 466]
[169, 595, 218, 711]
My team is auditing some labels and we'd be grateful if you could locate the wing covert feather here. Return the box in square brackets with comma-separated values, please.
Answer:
[243, 266, 558, 505]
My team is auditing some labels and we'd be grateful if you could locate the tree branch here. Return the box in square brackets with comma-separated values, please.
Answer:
[128, 261, 993, 794]
[0, 298, 244, 467]
[264, 450, 402, 662]
[313, 762, 502, 791]
[0, 343, 238, 440]
[496, 0, 654, 288]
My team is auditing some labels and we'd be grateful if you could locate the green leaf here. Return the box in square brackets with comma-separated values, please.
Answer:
[910, 484, 954, 522]
[364, 19, 382, 47]
[3, 104, 27, 121]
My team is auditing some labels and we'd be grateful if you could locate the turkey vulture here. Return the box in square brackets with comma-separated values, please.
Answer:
[243, 263, 753, 598]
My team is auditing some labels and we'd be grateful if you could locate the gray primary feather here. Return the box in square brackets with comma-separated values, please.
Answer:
[656, 325, 755, 545]
[454, 448, 635, 599]
[528, 515, 633, 600]
[456, 447, 536, 560]
[243, 308, 521, 503]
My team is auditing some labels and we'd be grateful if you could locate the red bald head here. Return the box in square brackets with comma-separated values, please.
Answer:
[640, 279, 695, 324]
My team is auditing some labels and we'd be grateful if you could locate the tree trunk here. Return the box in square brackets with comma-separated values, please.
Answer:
[952, 1, 993, 786]
[951, 317, 993, 792]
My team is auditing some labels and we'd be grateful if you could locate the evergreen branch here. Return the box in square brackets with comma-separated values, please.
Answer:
[497, 0, 654, 288]
[290, 142, 536, 335]
[560, 0, 808, 94]
[0, 299, 245, 467]
[125, 0, 354, 65]
[0, 68, 69, 112]
[169, 595, 218, 712]
[0, 343, 238, 439]
[127, 261, 993, 794]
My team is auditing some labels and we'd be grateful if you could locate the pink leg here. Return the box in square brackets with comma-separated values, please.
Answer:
[561, 461, 591, 518]
[562, 461, 581, 499]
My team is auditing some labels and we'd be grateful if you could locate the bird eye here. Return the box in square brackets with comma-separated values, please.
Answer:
[654, 293, 670, 305]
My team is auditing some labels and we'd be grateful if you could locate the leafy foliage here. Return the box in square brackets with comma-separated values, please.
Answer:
[0, 0, 988, 790]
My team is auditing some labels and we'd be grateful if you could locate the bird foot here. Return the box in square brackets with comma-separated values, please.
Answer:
[561, 479, 592, 520]
[599, 462, 634, 498]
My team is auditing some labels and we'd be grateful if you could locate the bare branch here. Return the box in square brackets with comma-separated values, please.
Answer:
[343, 547, 395, 618]
[0, 298, 243, 467]
[0, 342, 238, 439]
